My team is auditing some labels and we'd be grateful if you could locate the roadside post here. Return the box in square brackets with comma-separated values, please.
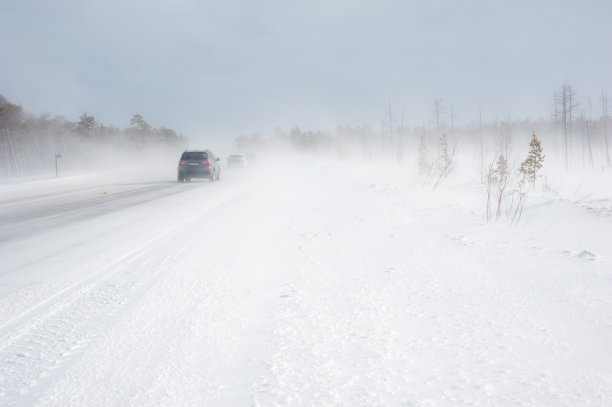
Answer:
[55, 153, 62, 177]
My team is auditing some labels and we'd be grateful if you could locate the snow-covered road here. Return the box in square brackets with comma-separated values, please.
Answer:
[1, 158, 611, 406]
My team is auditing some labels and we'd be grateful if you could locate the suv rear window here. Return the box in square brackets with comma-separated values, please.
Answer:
[181, 152, 208, 160]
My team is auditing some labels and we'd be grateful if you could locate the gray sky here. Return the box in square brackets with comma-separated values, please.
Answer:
[1, 0, 611, 142]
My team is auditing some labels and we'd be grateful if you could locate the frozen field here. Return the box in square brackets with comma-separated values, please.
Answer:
[0, 156, 611, 406]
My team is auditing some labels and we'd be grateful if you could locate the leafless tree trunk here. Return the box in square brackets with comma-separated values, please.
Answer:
[477, 107, 487, 184]
[567, 84, 579, 166]
[552, 92, 561, 155]
[433, 97, 443, 139]
[561, 86, 568, 170]
[584, 99, 594, 168]
[558, 83, 579, 170]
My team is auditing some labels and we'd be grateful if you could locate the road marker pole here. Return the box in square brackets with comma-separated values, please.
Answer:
[55, 153, 62, 177]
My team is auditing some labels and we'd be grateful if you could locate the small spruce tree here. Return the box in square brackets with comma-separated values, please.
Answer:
[520, 132, 545, 189]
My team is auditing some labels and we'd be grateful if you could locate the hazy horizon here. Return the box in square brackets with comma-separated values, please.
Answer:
[1, 0, 611, 142]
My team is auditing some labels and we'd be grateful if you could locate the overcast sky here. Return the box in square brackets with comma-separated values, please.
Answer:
[1, 0, 611, 142]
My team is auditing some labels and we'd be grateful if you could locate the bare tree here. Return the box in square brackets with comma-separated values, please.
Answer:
[555, 84, 579, 170]
[552, 91, 561, 154]
[566, 84, 579, 168]
[582, 99, 594, 168]
[433, 97, 444, 139]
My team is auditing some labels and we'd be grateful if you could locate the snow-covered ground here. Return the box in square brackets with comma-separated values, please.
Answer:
[0, 155, 611, 406]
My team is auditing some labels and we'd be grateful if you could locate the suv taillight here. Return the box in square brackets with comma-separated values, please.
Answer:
[202, 161, 211, 166]
[179, 161, 186, 166]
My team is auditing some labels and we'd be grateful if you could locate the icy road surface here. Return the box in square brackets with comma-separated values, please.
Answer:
[1, 159, 611, 406]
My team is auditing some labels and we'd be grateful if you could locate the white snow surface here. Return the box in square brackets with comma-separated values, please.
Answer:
[1, 156, 611, 406]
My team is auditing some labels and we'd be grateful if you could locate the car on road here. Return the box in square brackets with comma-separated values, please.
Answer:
[177, 150, 220, 182]
[226, 154, 247, 168]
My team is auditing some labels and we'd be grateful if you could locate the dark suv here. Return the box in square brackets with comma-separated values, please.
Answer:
[177, 150, 221, 182]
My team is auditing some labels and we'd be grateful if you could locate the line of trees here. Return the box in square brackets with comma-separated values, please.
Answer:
[234, 84, 610, 175]
[552, 84, 611, 170]
[0, 94, 188, 178]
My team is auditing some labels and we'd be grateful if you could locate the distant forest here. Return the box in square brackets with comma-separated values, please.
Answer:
[236, 85, 611, 174]
[0, 94, 188, 178]
[3, 84, 611, 180]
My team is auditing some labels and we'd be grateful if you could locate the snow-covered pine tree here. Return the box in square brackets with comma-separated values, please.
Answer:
[519, 132, 545, 189]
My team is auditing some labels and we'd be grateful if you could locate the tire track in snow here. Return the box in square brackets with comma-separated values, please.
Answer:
[33, 174, 288, 405]
[0, 178, 260, 342]
[0, 179, 263, 404]
[0, 241, 180, 404]
[0, 182, 200, 244]
[0, 230, 175, 349]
